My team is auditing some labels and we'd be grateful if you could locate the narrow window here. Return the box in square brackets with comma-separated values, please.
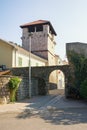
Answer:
[18, 57, 22, 67]
[36, 25, 43, 32]
[28, 26, 35, 32]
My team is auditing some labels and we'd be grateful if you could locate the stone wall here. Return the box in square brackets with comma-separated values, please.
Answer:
[17, 77, 38, 101]
[11, 65, 69, 96]
[17, 77, 29, 101]
[0, 75, 39, 103]
[22, 25, 48, 59]
[0, 65, 69, 104]
[0, 75, 28, 103]
[0, 76, 10, 104]
[21, 24, 56, 64]
[66, 42, 87, 98]
[66, 42, 87, 58]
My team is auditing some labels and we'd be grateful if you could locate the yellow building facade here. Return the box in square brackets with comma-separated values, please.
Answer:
[0, 39, 47, 68]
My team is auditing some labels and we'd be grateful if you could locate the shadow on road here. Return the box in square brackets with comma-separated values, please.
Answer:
[16, 107, 87, 125]
[39, 108, 87, 125]
[16, 93, 87, 125]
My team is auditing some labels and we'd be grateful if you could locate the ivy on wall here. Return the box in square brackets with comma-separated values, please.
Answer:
[67, 51, 87, 99]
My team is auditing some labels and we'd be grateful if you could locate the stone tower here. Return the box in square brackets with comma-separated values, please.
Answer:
[20, 20, 57, 66]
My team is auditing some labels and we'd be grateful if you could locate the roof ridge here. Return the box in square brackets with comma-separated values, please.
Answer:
[20, 19, 49, 27]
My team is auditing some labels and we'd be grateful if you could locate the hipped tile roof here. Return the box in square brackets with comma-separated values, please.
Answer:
[20, 20, 57, 35]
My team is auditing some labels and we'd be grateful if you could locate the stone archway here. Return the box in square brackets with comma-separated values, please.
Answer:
[11, 65, 69, 97]
[31, 65, 69, 95]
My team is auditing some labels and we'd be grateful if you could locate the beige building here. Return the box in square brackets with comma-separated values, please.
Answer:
[0, 39, 47, 68]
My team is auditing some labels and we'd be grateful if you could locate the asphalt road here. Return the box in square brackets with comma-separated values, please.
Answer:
[0, 90, 87, 130]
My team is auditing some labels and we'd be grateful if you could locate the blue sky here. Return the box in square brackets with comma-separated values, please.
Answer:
[0, 0, 87, 59]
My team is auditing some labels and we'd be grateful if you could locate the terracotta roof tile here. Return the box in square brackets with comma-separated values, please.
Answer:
[20, 20, 49, 27]
[20, 20, 57, 35]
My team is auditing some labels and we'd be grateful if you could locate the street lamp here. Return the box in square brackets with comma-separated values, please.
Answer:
[28, 32, 33, 98]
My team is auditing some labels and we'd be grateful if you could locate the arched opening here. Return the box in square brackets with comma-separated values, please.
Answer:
[49, 70, 58, 90]
[48, 69, 65, 94]
[57, 70, 65, 89]
[31, 65, 69, 97]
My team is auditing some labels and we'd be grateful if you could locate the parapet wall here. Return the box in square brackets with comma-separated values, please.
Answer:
[66, 42, 87, 58]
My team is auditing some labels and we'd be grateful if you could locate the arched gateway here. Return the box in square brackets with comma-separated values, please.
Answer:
[12, 65, 69, 97]
[31, 65, 69, 94]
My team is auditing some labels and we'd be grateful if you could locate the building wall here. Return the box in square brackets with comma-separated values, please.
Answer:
[0, 41, 13, 68]
[48, 52, 55, 66]
[16, 51, 46, 67]
[48, 33, 55, 55]
[30, 57, 46, 66]
[31, 25, 48, 52]
[22, 25, 48, 59]
[47, 32, 56, 66]
[12, 49, 16, 67]
[21, 24, 56, 62]
[16, 51, 29, 67]
[0, 39, 47, 68]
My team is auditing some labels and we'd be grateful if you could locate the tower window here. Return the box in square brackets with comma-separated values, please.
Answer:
[28, 26, 35, 32]
[36, 25, 43, 32]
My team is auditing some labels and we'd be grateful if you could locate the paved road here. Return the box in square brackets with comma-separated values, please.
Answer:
[0, 90, 87, 130]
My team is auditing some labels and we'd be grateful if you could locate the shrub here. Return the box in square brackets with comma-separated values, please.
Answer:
[8, 77, 21, 102]
[67, 51, 87, 99]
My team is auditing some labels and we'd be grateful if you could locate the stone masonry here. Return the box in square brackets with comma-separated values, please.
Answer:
[0, 64, 69, 104]
[20, 20, 57, 85]
[17, 77, 38, 100]
[0, 76, 10, 104]
[21, 23, 56, 65]
[11, 65, 69, 96]
[66, 42, 87, 58]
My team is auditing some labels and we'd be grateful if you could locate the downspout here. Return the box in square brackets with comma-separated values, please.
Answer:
[15, 49, 16, 67]
[12, 47, 17, 67]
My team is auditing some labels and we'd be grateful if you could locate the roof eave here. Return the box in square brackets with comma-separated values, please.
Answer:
[20, 21, 57, 36]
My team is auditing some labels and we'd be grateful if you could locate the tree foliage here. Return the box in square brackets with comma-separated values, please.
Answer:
[67, 51, 87, 99]
[8, 77, 21, 102]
